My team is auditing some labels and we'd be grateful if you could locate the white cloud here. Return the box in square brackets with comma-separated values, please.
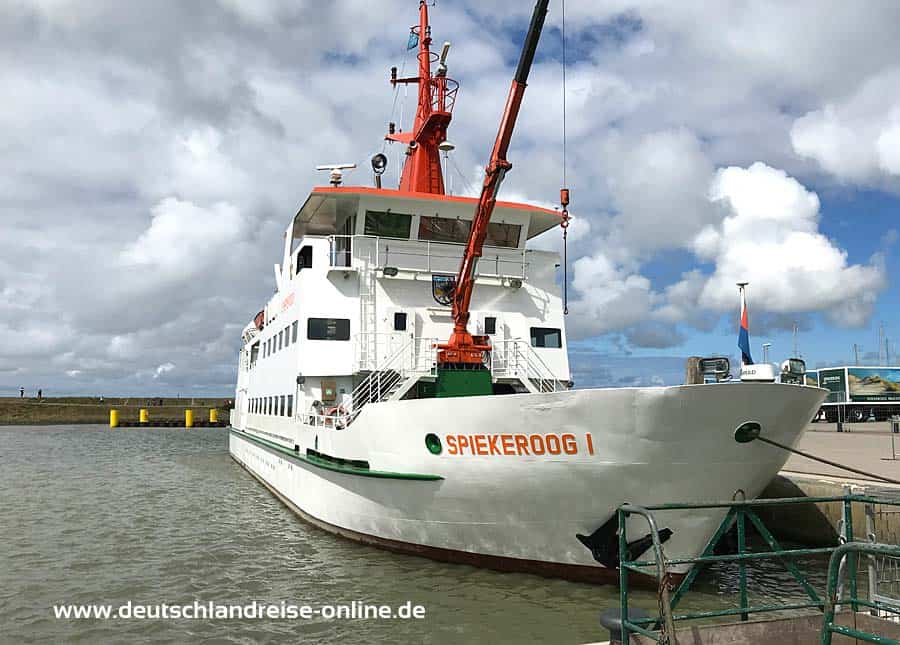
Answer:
[568, 253, 657, 337]
[600, 129, 716, 262]
[120, 198, 247, 276]
[791, 68, 900, 183]
[568, 162, 887, 339]
[154, 362, 176, 379]
[696, 163, 885, 326]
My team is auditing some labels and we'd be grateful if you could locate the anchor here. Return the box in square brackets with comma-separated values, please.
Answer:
[576, 515, 673, 569]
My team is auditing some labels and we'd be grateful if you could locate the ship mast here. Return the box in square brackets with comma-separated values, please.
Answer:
[437, 0, 550, 367]
[386, 1, 458, 194]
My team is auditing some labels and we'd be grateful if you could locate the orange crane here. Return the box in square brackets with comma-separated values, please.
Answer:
[437, 0, 551, 369]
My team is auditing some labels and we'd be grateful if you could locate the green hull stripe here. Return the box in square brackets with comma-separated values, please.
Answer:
[229, 428, 443, 481]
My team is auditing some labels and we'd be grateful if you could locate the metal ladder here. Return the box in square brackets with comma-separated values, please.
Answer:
[357, 254, 378, 371]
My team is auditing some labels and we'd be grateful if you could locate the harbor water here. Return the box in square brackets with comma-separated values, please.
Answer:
[1, 425, 836, 644]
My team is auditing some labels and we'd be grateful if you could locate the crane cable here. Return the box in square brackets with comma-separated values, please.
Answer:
[560, 0, 570, 315]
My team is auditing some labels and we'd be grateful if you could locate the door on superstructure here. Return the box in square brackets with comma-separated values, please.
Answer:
[476, 312, 506, 369]
[382, 307, 414, 368]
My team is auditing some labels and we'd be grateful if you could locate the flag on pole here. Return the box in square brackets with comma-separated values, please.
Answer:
[738, 287, 754, 365]
[407, 31, 419, 50]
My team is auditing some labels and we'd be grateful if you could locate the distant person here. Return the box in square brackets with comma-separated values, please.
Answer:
[37, 389, 42, 401]
[19, 387, 24, 398]
[99, 395, 104, 403]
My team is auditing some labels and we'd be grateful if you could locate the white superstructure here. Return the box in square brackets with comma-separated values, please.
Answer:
[233, 187, 570, 427]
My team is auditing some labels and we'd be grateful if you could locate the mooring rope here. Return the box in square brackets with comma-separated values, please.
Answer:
[756, 435, 900, 486]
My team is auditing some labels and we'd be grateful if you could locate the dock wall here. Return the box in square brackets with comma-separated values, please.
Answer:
[759, 473, 900, 546]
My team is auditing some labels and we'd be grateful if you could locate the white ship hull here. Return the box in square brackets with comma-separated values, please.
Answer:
[229, 382, 825, 583]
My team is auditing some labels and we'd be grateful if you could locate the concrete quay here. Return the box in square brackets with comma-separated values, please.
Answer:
[760, 422, 900, 545]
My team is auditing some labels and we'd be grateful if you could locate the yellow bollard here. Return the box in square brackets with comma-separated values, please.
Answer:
[109, 409, 119, 428]
[184, 409, 193, 429]
[209, 408, 218, 424]
[139, 408, 149, 424]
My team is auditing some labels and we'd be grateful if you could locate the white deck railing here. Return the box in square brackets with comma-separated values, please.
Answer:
[307, 336, 564, 428]
[491, 339, 565, 393]
[328, 235, 529, 279]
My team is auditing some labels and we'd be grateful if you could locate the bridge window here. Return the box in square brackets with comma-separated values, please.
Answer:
[484, 316, 497, 335]
[307, 318, 351, 341]
[394, 312, 407, 331]
[484, 222, 522, 248]
[291, 320, 298, 343]
[418, 215, 470, 244]
[287, 395, 293, 418]
[365, 210, 412, 239]
[283, 325, 290, 347]
[297, 245, 313, 272]
[418, 216, 521, 248]
[530, 327, 562, 348]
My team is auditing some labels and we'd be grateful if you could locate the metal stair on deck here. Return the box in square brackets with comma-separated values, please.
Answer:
[491, 339, 564, 394]
[346, 336, 437, 425]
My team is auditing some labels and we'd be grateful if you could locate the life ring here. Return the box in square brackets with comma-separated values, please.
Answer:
[325, 405, 348, 429]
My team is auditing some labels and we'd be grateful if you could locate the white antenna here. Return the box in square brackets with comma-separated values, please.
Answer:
[316, 163, 357, 186]
[437, 41, 451, 76]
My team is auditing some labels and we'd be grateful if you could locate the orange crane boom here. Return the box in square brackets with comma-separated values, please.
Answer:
[437, 0, 550, 367]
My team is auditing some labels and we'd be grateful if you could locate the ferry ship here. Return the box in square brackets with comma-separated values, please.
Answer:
[229, 1, 826, 583]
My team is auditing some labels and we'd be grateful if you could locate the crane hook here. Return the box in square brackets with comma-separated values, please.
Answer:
[560, 187, 570, 315]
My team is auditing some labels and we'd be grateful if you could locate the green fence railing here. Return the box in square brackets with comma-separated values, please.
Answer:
[822, 542, 900, 645]
[615, 494, 900, 645]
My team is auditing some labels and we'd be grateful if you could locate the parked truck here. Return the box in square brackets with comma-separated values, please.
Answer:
[807, 366, 900, 422]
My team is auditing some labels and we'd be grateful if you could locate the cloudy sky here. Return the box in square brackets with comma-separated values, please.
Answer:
[2, 0, 899, 396]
